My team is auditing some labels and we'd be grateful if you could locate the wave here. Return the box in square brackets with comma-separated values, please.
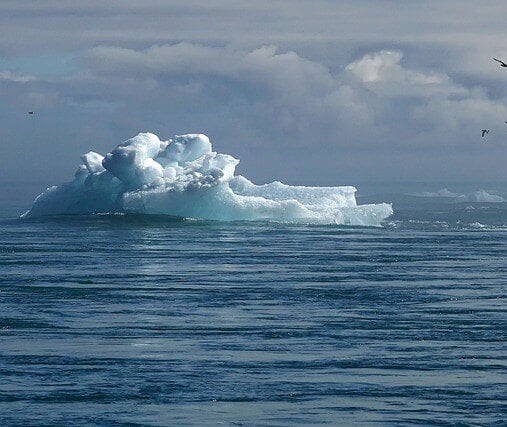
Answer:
[386, 220, 507, 231]
[22, 132, 393, 226]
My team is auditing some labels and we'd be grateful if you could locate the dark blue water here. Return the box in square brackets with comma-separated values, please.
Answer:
[1, 182, 506, 425]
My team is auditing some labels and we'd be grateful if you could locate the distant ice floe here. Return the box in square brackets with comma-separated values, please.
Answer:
[416, 188, 506, 203]
[22, 132, 393, 225]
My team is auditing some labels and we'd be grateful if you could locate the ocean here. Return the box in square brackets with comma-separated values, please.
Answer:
[0, 181, 505, 426]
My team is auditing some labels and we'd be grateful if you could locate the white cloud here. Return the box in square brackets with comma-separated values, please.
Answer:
[0, 70, 36, 83]
[344, 50, 468, 98]
[346, 50, 445, 84]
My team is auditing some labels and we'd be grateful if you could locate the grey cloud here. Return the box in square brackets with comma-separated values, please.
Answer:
[82, 43, 507, 149]
[1, 1, 506, 184]
[1, 1, 506, 64]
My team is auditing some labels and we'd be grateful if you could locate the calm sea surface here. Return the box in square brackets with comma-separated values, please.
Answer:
[0, 182, 505, 426]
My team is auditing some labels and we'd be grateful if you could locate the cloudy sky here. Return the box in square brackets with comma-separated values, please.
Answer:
[1, 0, 506, 185]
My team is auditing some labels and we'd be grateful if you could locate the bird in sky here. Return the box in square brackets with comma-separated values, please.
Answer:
[28, 111, 34, 115]
[493, 58, 507, 67]
[481, 129, 489, 137]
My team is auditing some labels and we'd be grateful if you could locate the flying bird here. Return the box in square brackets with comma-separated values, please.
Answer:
[481, 129, 489, 137]
[28, 111, 34, 115]
[493, 58, 507, 67]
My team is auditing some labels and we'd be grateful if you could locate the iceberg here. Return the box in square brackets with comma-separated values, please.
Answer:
[416, 188, 506, 203]
[461, 190, 505, 203]
[22, 132, 393, 226]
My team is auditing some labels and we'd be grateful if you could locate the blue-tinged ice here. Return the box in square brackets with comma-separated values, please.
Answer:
[23, 132, 393, 225]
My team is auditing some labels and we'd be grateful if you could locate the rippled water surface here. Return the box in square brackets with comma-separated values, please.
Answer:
[0, 183, 506, 425]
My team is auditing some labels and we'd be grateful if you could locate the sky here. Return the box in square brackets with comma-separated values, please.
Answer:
[1, 0, 507, 185]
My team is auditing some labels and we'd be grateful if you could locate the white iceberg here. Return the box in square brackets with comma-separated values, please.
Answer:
[416, 188, 505, 203]
[23, 132, 393, 226]
[460, 190, 505, 203]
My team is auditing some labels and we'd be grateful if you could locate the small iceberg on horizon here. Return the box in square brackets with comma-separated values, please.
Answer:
[22, 132, 393, 226]
[416, 188, 506, 203]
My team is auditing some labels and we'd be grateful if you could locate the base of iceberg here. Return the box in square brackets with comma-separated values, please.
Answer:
[22, 133, 393, 226]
